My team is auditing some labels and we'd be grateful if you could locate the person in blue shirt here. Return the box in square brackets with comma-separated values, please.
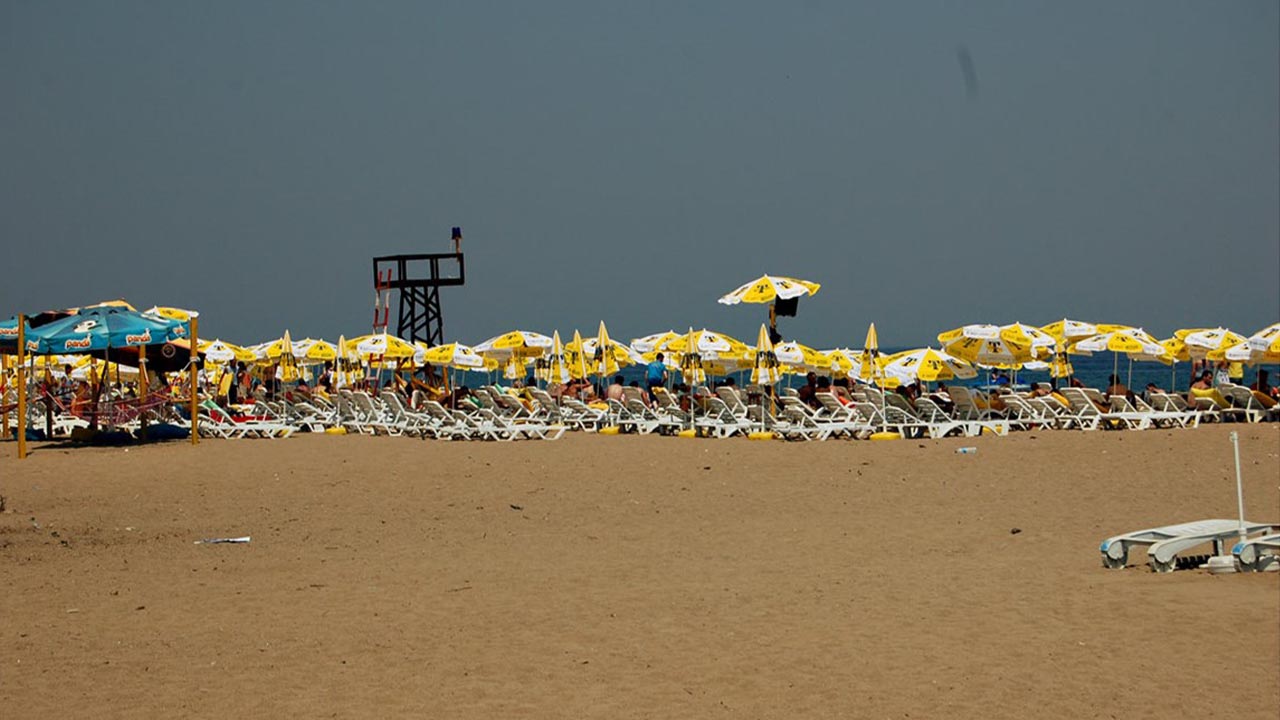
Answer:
[646, 353, 668, 401]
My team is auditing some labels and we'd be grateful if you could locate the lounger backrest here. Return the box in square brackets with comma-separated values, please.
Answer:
[1060, 388, 1096, 414]
[715, 387, 746, 413]
[1220, 384, 1258, 409]
[914, 396, 949, 421]
[815, 392, 844, 415]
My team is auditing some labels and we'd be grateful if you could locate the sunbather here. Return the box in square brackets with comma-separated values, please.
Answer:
[1247, 370, 1278, 408]
[1188, 370, 1229, 408]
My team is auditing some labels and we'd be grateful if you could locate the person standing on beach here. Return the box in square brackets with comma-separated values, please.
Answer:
[646, 353, 668, 401]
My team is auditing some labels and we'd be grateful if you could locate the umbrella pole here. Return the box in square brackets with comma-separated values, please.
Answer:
[189, 317, 199, 445]
[139, 344, 148, 441]
[43, 354, 53, 439]
[16, 315, 27, 459]
[1, 352, 8, 441]
[1230, 431, 1247, 539]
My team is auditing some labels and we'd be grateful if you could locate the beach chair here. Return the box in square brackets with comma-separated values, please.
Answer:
[421, 400, 474, 440]
[949, 386, 1003, 421]
[775, 397, 833, 440]
[1055, 388, 1112, 431]
[1100, 519, 1279, 572]
[380, 391, 435, 437]
[999, 394, 1055, 430]
[350, 391, 401, 435]
[475, 408, 565, 441]
[1146, 392, 1203, 425]
[1232, 533, 1280, 572]
[1219, 384, 1267, 423]
[651, 387, 697, 430]
[814, 392, 870, 439]
[527, 388, 565, 425]
[619, 397, 662, 434]
[910, 397, 970, 438]
[1077, 388, 1150, 430]
[198, 402, 296, 439]
[560, 397, 607, 431]
[715, 387, 751, 422]
[702, 396, 754, 438]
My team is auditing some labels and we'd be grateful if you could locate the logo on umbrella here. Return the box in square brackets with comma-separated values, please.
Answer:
[124, 329, 153, 345]
[64, 335, 93, 350]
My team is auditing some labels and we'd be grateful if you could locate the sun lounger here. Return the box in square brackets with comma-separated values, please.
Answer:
[1100, 519, 1279, 572]
[1232, 533, 1280, 572]
[1058, 388, 1127, 430]
[948, 386, 1003, 421]
[560, 397, 606, 431]
[1219, 384, 1267, 423]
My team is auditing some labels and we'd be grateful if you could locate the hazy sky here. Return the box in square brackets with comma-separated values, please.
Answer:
[3, 2, 1277, 348]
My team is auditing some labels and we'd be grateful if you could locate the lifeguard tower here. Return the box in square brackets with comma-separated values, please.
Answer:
[371, 227, 466, 346]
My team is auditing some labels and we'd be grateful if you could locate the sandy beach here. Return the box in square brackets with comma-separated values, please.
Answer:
[1, 425, 1277, 718]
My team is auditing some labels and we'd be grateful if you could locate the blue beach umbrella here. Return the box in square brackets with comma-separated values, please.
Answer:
[0, 316, 38, 354]
[29, 306, 188, 355]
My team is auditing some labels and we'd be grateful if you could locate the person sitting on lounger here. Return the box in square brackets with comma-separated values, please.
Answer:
[797, 372, 820, 408]
[1104, 374, 1136, 405]
[930, 382, 955, 412]
[895, 382, 920, 408]
[1188, 370, 1230, 408]
[1247, 369, 1278, 408]
[606, 375, 626, 402]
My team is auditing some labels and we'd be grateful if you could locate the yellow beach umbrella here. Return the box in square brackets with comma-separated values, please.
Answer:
[278, 329, 300, 382]
[750, 324, 782, 386]
[630, 330, 681, 354]
[881, 347, 977, 385]
[568, 329, 590, 380]
[474, 330, 553, 360]
[661, 329, 749, 361]
[1040, 319, 1114, 344]
[535, 331, 572, 384]
[938, 324, 1034, 367]
[771, 340, 831, 374]
[1179, 327, 1245, 360]
[824, 348, 866, 378]
[718, 275, 821, 305]
[1224, 323, 1280, 363]
[593, 321, 618, 378]
[347, 332, 418, 359]
[199, 339, 255, 364]
[627, 330, 680, 353]
[1069, 327, 1163, 356]
[999, 322, 1056, 356]
[334, 334, 363, 389]
[290, 338, 338, 363]
[70, 356, 139, 382]
[144, 306, 199, 323]
[677, 326, 707, 385]
[417, 342, 488, 371]
[858, 323, 881, 383]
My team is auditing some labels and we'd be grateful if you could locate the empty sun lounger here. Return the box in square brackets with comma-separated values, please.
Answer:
[1232, 533, 1280, 572]
[1100, 519, 1279, 572]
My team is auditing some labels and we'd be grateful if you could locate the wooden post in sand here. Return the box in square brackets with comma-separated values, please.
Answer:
[189, 317, 199, 445]
[138, 344, 148, 441]
[16, 315, 27, 459]
[2, 352, 9, 439]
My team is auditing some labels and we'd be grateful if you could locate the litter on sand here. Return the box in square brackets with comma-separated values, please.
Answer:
[195, 536, 251, 545]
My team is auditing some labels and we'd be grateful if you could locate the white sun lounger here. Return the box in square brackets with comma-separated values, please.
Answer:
[1100, 519, 1279, 572]
[1232, 533, 1280, 572]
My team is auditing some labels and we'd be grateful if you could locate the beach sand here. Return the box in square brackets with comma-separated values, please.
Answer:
[1, 424, 1277, 718]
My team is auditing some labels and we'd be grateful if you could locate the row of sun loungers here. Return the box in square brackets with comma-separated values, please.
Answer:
[6, 377, 1274, 443]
